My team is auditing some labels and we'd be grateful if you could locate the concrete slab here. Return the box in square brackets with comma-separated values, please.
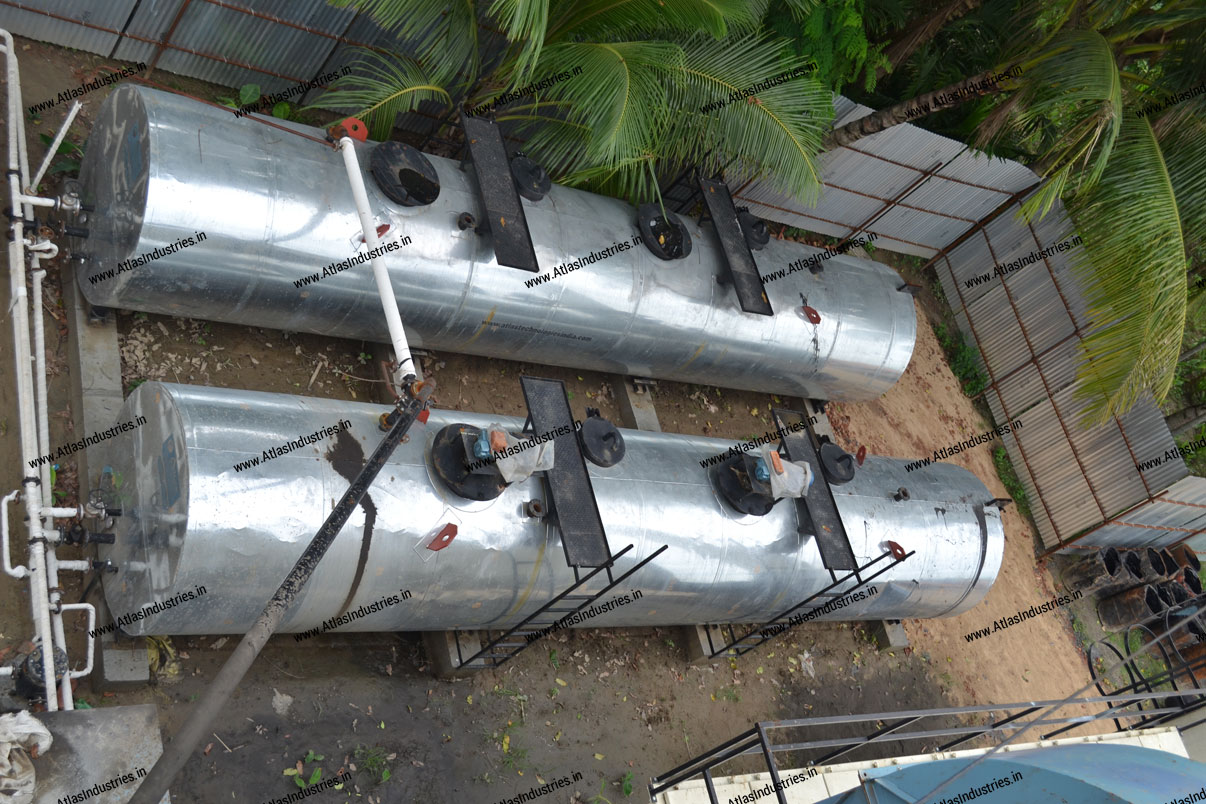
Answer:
[611, 375, 660, 432]
[421, 630, 483, 678]
[62, 262, 152, 691]
[681, 624, 727, 665]
[870, 619, 909, 650]
[33, 704, 169, 803]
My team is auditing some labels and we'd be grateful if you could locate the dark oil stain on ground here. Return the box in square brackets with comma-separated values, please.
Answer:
[326, 427, 378, 616]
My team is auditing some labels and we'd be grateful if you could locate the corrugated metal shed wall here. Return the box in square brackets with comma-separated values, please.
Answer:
[2, 0, 1200, 553]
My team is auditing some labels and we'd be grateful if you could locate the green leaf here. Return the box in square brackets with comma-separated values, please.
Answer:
[293, 775, 306, 788]
[1062, 111, 1189, 423]
[308, 767, 321, 785]
[49, 159, 80, 175]
[381, 767, 391, 782]
[304, 48, 452, 141]
[238, 84, 261, 106]
[327, 0, 480, 83]
[1007, 31, 1122, 219]
[547, 0, 757, 42]
[489, 0, 549, 84]
[271, 102, 292, 120]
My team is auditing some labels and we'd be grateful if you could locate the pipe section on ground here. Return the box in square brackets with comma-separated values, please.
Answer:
[94, 383, 1002, 635]
[72, 86, 916, 401]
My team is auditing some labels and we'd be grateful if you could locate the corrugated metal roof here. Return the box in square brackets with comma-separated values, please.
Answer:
[1075, 476, 1206, 551]
[1, 0, 134, 57]
[113, 0, 355, 93]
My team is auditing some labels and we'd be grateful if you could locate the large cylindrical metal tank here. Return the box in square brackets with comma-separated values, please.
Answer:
[95, 383, 1001, 636]
[74, 85, 915, 401]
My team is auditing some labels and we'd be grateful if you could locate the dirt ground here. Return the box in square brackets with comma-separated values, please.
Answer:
[0, 34, 1110, 804]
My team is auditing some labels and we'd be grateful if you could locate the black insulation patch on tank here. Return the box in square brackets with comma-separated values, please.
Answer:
[325, 428, 378, 617]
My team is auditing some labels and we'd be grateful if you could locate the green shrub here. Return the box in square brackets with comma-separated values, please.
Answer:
[933, 322, 988, 397]
[992, 446, 1031, 520]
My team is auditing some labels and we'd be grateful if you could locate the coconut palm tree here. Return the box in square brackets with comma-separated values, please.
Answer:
[829, 0, 1206, 425]
[316, 0, 833, 206]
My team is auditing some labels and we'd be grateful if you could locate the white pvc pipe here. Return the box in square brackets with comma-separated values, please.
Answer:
[44, 544, 72, 708]
[1, 491, 27, 579]
[60, 603, 95, 678]
[338, 137, 415, 381]
[2, 28, 59, 708]
[44, 541, 77, 707]
[15, 193, 56, 208]
[32, 270, 51, 498]
[30, 100, 81, 193]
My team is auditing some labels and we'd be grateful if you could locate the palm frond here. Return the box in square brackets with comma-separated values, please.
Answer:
[662, 34, 831, 203]
[1158, 114, 1206, 253]
[305, 48, 451, 140]
[489, 0, 550, 83]
[329, 0, 481, 85]
[1001, 30, 1122, 214]
[515, 40, 683, 171]
[1067, 113, 1187, 424]
[1103, 5, 1206, 42]
[545, 0, 756, 41]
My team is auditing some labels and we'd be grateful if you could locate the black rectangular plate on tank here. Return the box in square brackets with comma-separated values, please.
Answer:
[459, 113, 540, 272]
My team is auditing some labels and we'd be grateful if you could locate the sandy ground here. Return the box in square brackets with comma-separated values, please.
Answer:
[826, 308, 1109, 731]
[0, 34, 1110, 804]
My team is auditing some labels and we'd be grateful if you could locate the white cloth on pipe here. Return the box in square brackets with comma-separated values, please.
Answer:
[485, 425, 555, 484]
[758, 445, 813, 499]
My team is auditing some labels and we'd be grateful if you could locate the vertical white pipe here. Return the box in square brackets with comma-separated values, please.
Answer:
[2, 29, 59, 708]
[337, 138, 415, 381]
[44, 545, 73, 709]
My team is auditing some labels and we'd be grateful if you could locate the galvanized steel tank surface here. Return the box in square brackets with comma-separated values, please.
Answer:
[95, 383, 1003, 636]
[75, 85, 916, 401]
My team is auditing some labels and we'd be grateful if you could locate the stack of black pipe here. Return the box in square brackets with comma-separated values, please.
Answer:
[1070, 545, 1204, 631]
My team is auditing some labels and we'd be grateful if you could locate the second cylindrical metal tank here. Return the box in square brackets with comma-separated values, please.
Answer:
[95, 383, 1002, 636]
[74, 85, 916, 401]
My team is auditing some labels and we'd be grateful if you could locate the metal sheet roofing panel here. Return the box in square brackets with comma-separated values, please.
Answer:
[1, 0, 134, 56]
[1076, 475, 1206, 551]
[115, 0, 354, 93]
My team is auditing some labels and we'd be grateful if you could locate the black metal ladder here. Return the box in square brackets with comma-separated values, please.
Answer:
[703, 545, 914, 658]
[453, 544, 669, 670]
